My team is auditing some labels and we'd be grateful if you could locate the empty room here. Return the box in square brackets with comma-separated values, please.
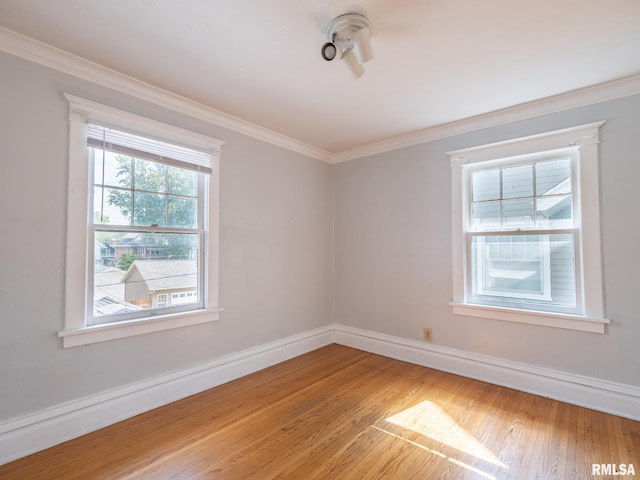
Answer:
[0, 1, 639, 478]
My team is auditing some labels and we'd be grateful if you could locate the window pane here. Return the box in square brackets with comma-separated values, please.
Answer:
[472, 169, 500, 201]
[168, 166, 196, 196]
[502, 198, 534, 229]
[94, 152, 131, 188]
[502, 164, 533, 199]
[168, 196, 197, 228]
[93, 150, 103, 185]
[93, 231, 199, 321]
[548, 233, 576, 307]
[472, 235, 544, 298]
[93, 187, 131, 225]
[536, 158, 571, 196]
[93, 151, 202, 229]
[133, 192, 166, 227]
[471, 201, 501, 229]
[536, 194, 573, 229]
[134, 158, 166, 193]
[471, 233, 575, 307]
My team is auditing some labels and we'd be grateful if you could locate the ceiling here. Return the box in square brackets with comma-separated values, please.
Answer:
[1, 0, 640, 158]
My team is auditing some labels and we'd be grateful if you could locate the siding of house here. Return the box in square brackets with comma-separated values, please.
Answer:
[549, 238, 575, 306]
[123, 269, 150, 307]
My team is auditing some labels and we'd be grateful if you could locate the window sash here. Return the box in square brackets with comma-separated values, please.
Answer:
[88, 138, 208, 326]
[472, 234, 552, 301]
[465, 153, 576, 233]
[91, 147, 206, 229]
[464, 229, 581, 315]
[89, 225, 206, 326]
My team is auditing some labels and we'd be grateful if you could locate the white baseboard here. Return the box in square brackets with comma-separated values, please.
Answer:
[332, 324, 640, 422]
[0, 325, 334, 466]
[2, 323, 638, 466]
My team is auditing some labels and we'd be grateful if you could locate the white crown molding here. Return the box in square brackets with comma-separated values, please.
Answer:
[331, 73, 640, 163]
[2, 27, 640, 165]
[0, 27, 332, 163]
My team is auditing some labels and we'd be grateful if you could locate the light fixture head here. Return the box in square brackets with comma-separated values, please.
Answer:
[322, 12, 373, 78]
[342, 48, 365, 79]
[321, 42, 338, 61]
[352, 26, 373, 64]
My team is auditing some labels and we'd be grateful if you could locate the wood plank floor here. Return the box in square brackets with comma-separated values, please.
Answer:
[1, 344, 638, 479]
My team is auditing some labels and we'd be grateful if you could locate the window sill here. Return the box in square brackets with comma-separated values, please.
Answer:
[58, 308, 223, 348]
[450, 302, 608, 333]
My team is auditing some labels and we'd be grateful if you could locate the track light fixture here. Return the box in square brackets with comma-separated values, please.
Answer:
[321, 13, 373, 79]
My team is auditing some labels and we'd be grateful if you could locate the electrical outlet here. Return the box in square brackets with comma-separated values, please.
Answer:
[423, 328, 433, 342]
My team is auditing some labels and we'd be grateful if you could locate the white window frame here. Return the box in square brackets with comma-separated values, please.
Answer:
[59, 95, 224, 348]
[449, 122, 609, 333]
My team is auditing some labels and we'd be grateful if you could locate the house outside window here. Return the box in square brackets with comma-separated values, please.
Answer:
[59, 95, 224, 347]
[449, 122, 609, 333]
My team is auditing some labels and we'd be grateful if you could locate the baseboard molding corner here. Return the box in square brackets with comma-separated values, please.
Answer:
[2, 322, 637, 466]
[0, 324, 334, 466]
[332, 324, 640, 422]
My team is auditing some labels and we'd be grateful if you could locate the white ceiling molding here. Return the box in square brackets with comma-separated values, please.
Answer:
[0, 27, 332, 163]
[331, 73, 640, 163]
[2, 26, 640, 165]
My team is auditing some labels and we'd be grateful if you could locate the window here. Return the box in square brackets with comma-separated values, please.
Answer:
[59, 95, 224, 347]
[156, 294, 169, 308]
[469, 154, 576, 311]
[449, 122, 609, 333]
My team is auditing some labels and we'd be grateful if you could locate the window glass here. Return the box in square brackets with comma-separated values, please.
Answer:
[502, 164, 533, 199]
[472, 168, 500, 202]
[471, 233, 576, 308]
[91, 146, 202, 325]
[467, 154, 577, 312]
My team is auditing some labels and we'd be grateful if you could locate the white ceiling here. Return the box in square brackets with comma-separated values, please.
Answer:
[2, 0, 640, 157]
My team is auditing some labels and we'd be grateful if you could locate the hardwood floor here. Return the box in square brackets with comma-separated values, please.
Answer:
[1, 344, 638, 479]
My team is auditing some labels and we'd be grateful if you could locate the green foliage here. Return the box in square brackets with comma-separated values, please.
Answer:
[118, 253, 140, 271]
[103, 155, 199, 263]
[107, 156, 197, 228]
[93, 211, 111, 224]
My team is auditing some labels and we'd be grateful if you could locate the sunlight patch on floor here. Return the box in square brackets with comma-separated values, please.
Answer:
[385, 400, 508, 469]
[371, 426, 499, 480]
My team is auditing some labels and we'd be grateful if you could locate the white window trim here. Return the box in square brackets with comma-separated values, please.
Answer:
[59, 94, 224, 348]
[449, 121, 609, 333]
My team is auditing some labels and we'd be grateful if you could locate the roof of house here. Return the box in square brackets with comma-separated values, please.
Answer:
[94, 295, 143, 317]
[122, 259, 197, 291]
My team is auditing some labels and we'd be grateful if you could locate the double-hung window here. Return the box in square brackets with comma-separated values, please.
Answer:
[449, 122, 609, 333]
[60, 95, 224, 347]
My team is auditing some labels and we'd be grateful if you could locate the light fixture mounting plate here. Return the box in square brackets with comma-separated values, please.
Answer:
[326, 13, 373, 43]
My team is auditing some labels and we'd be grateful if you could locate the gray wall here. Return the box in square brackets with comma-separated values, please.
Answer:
[0, 52, 333, 421]
[2, 49, 639, 426]
[333, 94, 640, 387]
